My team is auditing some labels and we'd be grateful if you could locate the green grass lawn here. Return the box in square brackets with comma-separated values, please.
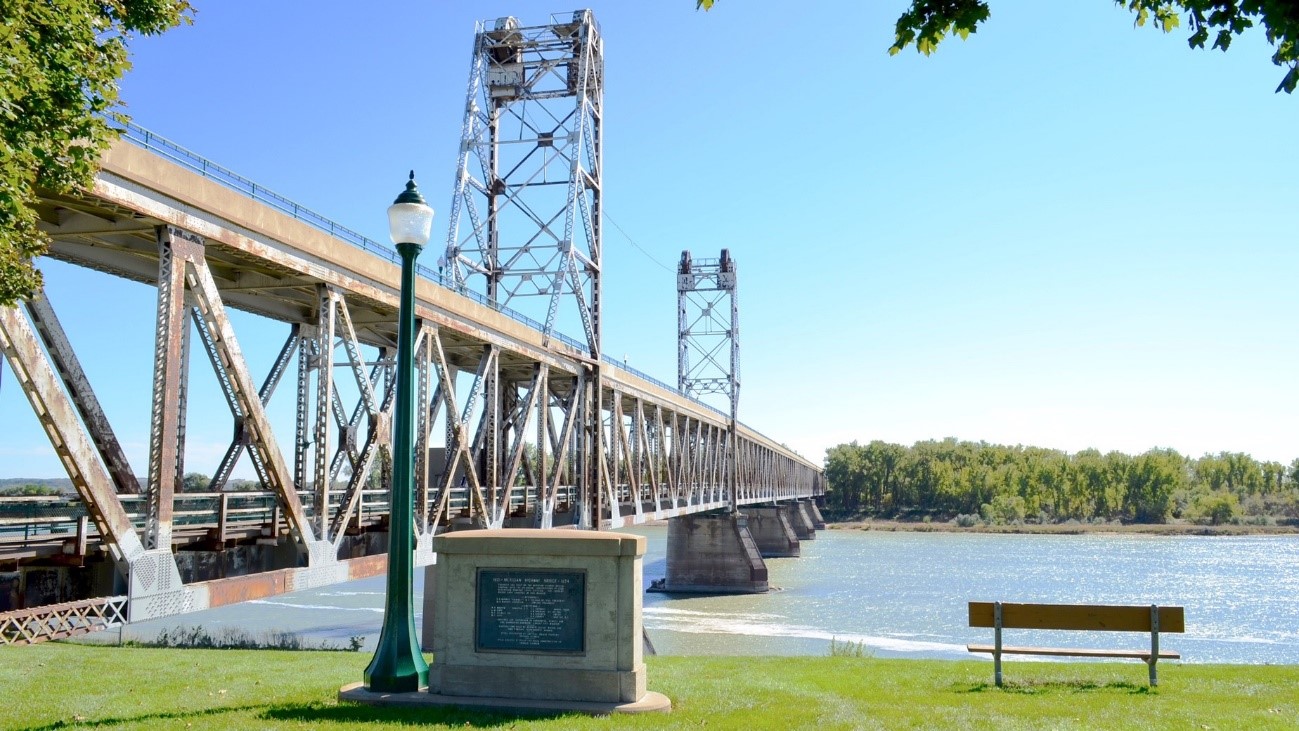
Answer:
[1, 643, 1296, 730]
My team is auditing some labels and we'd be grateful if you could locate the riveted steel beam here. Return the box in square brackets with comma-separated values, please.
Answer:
[180, 231, 316, 548]
[144, 226, 198, 551]
[0, 306, 145, 566]
[209, 325, 302, 491]
[25, 292, 141, 495]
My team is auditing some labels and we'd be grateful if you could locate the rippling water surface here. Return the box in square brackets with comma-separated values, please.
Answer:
[119, 527, 1299, 664]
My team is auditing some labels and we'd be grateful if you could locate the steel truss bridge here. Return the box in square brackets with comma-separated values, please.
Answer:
[0, 11, 821, 645]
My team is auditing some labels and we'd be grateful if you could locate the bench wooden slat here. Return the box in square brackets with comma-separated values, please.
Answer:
[969, 602, 1185, 633]
[967, 644, 1181, 660]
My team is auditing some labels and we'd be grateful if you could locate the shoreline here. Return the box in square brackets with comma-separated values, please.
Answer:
[826, 518, 1299, 536]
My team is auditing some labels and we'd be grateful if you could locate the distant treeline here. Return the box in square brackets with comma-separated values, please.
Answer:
[823, 440, 1299, 525]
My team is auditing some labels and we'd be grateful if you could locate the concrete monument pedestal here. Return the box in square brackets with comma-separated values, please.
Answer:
[341, 528, 669, 715]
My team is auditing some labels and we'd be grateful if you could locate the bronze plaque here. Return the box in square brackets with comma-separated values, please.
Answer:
[475, 569, 585, 653]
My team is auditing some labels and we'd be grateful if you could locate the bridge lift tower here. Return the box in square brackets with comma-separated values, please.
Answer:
[443, 11, 605, 527]
[678, 249, 739, 508]
[445, 10, 603, 357]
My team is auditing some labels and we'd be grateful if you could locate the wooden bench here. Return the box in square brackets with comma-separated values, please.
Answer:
[968, 601, 1184, 687]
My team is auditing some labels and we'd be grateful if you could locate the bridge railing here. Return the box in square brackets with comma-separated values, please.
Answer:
[117, 123, 589, 355]
[114, 122, 811, 466]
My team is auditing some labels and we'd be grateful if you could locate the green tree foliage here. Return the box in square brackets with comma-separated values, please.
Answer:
[0, 483, 62, 496]
[180, 472, 210, 492]
[889, 0, 1299, 93]
[1189, 490, 1242, 524]
[0, 0, 190, 306]
[823, 439, 1299, 525]
[981, 493, 1027, 524]
[697, 1, 1299, 93]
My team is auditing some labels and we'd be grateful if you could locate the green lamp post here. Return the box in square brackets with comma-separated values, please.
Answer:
[364, 171, 434, 692]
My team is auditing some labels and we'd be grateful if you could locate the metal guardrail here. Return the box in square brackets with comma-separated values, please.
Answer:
[117, 123, 589, 354]
[0, 492, 392, 550]
[0, 595, 127, 645]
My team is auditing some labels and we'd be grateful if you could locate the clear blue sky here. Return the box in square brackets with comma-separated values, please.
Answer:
[3, 1, 1298, 479]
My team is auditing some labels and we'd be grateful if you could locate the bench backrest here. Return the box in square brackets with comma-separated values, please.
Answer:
[969, 602, 1185, 633]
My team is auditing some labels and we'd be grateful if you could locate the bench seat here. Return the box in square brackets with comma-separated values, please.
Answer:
[968, 602, 1185, 686]
[967, 644, 1180, 660]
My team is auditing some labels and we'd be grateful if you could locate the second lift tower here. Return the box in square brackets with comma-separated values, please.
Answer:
[678, 249, 739, 423]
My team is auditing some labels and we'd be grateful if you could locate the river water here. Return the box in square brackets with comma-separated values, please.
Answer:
[115, 527, 1299, 665]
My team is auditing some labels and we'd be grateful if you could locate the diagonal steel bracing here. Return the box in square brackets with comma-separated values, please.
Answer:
[153, 226, 317, 550]
[0, 304, 146, 567]
[25, 291, 141, 495]
[207, 324, 303, 492]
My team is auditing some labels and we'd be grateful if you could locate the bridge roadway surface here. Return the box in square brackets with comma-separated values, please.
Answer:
[0, 125, 822, 643]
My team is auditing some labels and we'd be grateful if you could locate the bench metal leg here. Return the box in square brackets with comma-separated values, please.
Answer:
[1149, 604, 1160, 687]
[994, 601, 1003, 687]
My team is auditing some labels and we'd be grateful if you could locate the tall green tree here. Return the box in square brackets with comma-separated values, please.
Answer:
[0, 0, 191, 306]
[1123, 448, 1185, 522]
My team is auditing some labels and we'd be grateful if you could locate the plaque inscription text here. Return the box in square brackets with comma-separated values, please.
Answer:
[476, 569, 585, 653]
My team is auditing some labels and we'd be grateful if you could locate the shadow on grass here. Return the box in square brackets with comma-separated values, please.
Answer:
[18, 703, 265, 731]
[261, 701, 578, 727]
[957, 679, 1154, 695]
[18, 699, 581, 731]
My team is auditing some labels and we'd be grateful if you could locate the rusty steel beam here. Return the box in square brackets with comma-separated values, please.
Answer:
[25, 291, 142, 495]
[0, 306, 146, 566]
[292, 327, 317, 497]
[312, 285, 337, 539]
[413, 324, 435, 533]
[144, 226, 196, 551]
[193, 553, 387, 611]
[182, 233, 317, 548]
[209, 324, 301, 490]
[328, 378, 394, 544]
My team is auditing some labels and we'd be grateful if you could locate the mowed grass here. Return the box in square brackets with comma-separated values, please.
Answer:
[1, 643, 1297, 730]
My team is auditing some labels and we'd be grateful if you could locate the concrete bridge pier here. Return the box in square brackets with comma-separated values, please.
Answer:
[804, 499, 827, 530]
[659, 511, 768, 594]
[743, 505, 800, 557]
[783, 501, 818, 541]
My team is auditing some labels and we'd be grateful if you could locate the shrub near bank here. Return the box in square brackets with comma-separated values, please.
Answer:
[2, 643, 1298, 730]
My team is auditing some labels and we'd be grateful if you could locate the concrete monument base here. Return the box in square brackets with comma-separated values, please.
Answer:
[338, 682, 672, 716]
[416, 528, 667, 710]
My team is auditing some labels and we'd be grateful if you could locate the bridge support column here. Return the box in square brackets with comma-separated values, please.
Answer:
[743, 506, 800, 558]
[804, 499, 826, 530]
[783, 501, 816, 541]
[661, 512, 767, 594]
